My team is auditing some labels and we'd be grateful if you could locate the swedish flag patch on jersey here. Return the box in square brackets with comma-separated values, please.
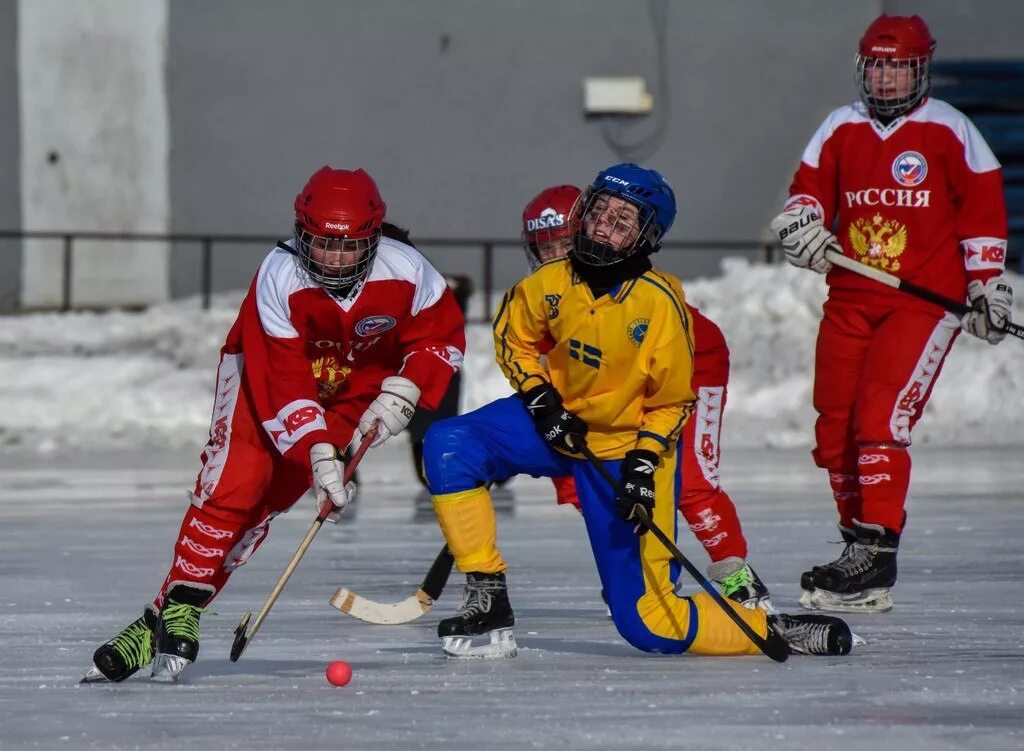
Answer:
[627, 318, 649, 348]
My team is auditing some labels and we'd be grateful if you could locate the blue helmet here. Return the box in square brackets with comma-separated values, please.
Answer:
[571, 163, 676, 267]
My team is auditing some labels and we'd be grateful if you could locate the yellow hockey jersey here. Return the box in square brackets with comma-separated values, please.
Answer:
[493, 258, 695, 459]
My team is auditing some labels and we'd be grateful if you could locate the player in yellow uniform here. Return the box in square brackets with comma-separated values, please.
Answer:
[422, 163, 853, 659]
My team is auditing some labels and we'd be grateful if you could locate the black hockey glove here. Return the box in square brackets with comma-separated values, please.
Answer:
[521, 383, 587, 454]
[617, 449, 659, 534]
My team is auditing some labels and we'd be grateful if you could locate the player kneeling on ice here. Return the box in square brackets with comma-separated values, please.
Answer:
[522, 184, 774, 613]
[422, 163, 854, 659]
[83, 166, 465, 683]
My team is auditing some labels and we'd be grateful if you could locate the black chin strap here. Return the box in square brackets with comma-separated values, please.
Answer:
[569, 252, 653, 297]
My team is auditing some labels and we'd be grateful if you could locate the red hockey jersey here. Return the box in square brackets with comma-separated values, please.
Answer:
[223, 237, 465, 462]
[786, 98, 1007, 303]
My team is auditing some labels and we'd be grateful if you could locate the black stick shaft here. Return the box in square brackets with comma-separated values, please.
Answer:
[578, 444, 788, 663]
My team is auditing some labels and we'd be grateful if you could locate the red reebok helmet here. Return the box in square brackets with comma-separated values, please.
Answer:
[521, 184, 582, 270]
[293, 167, 386, 295]
[855, 14, 936, 119]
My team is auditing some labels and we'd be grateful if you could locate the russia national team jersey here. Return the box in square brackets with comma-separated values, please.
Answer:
[493, 258, 696, 459]
[222, 236, 465, 462]
[786, 98, 1007, 303]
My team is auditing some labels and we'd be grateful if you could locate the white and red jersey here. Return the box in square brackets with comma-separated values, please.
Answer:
[222, 236, 466, 464]
[786, 98, 1007, 303]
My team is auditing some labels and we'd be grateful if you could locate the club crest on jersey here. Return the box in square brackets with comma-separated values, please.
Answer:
[891, 151, 928, 187]
[848, 213, 907, 273]
[312, 356, 351, 400]
[627, 318, 649, 348]
[355, 315, 396, 337]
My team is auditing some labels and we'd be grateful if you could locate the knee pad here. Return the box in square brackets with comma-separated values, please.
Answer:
[423, 419, 489, 494]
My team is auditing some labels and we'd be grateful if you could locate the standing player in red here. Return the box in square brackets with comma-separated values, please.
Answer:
[523, 184, 773, 611]
[771, 14, 1013, 613]
[84, 166, 466, 682]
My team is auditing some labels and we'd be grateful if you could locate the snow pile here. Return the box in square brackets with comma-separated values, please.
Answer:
[1, 260, 1021, 451]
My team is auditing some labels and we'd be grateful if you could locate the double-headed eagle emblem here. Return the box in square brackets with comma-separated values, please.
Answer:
[848, 213, 907, 272]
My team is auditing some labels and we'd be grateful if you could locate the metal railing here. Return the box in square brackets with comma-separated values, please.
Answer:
[0, 230, 779, 320]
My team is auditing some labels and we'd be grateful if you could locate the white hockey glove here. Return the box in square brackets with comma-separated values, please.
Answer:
[310, 443, 356, 523]
[358, 376, 421, 448]
[962, 277, 1013, 344]
[770, 205, 836, 274]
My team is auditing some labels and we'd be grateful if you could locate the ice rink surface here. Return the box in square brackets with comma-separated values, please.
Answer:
[0, 441, 1021, 751]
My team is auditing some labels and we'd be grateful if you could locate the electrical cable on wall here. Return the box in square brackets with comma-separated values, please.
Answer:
[598, 0, 670, 163]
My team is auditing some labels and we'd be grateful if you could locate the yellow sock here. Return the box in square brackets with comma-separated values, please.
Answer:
[432, 486, 506, 573]
[686, 591, 768, 656]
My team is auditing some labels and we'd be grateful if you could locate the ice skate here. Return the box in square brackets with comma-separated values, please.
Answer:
[708, 557, 776, 613]
[798, 525, 856, 609]
[81, 605, 158, 683]
[151, 585, 210, 682]
[438, 572, 517, 659]
[802, 521, 898, 613]
[768, 612, 853, 656]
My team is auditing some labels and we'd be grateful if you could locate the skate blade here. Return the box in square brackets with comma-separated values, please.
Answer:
[79, 665, 110, 684]
[150, 653, 191, 682]
[442, 627, 517, 659]
[798, 588, 816, 610]
[800, 587, 893, 613]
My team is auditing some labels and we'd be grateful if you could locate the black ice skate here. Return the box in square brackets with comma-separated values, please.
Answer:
[802, 520, 898, 613]
[81, 604, 158, 683]
[151, 584, 212, 682]
[798, 525, 856, 609]
[768, 613, 854, 656]
[438, 572, 516, 659]
[707, 557, 777, 613]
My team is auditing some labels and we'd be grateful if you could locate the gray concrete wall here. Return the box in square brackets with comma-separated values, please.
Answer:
[4, 0, 1018, 304]
[0, 0, 20, 311]
[18, 0, 170, 309]
[165, 0, 884, 295]
[886, 0, 1024, 57]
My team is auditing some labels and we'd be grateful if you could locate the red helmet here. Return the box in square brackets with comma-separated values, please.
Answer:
[521, 185, 581, 270]
[855, 14, 936, 119]
[293, 167, 387, 295]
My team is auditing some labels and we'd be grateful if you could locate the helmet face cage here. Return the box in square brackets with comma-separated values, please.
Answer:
[855, 53, 931, 118]
[294, 223, 382, 295]
[570, 187, 661, 267]
[523, 227, 575, 271]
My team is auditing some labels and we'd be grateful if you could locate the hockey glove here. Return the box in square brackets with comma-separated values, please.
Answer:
[310, 443, 357, 523]
[770, 204, 836, 274]
[521, 383, 587, 454]
[962, 277, 1013, 344]
[617, 449, 659, 534]
[358, 376, 421, 448]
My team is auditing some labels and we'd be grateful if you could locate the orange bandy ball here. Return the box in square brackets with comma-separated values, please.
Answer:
[325, 660, 352, 687]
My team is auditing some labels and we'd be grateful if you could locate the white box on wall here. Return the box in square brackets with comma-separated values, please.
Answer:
[583, 77, 653, 115]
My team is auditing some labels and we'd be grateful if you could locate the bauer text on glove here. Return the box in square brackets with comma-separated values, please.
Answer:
[770, 205, 836, 274]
